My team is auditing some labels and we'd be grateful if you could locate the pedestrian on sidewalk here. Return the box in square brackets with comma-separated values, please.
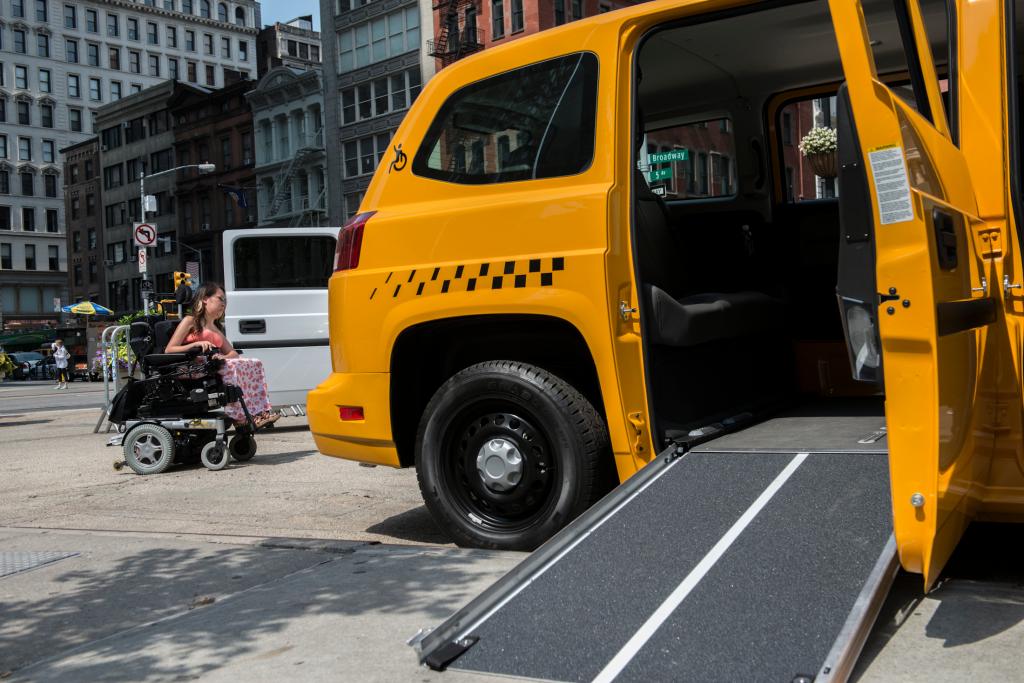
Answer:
[53, 339, 70, 389]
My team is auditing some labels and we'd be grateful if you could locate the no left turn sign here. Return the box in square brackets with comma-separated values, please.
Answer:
[133, 222, 157, 247]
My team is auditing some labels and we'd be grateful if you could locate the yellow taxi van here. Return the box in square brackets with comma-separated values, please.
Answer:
[310, 0, 1024, 587]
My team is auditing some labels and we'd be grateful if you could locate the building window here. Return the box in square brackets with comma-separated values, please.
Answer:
[554, 0, 565, 25]
[131, 83, 142, 94]
[221, 137, 232, 168]
[89, 78, 102, 101]
[511, 0, 523, 32]
[42, 140, 54, 164]
[37, 34, 49, 58]
[13, 30, 26, 54]
[74, 264, 82, 285]
[25, 244, 36, 269]
[183, 0, 193, 14]
[571, 0, 582, 21]
[23, 208, 36, 233]
[0, 209, 9, 231]
[493, 0, 505, 38]
[129, 50, 141, 73]
[86, 9, 98, 32]
[68, 74, 80, 98]
[40, 104, 53, 128]
[235, 7, 246, 26]
[187, 61, 197, 82]
[0, 136, 6, 159]
[86, 193, 96, 216]
[203, 33, 213, 55]
[128, 17, 139, 41]
[205, 64, 215, 86]
[0, 243, 9, 269]
[12, 0, 24, 17]
[167, 26, 177, 48]
[109, 47, 121, 70]
[200, 0, 211, 19]
[85, 160, 94, 179]
[39, 68, 51, 93]
[107, 13, 119, 37]
[88, 228, 97, 249]
[239, 40, 248, 61]
[64, 4, 77, 29]
[44, 174, 56, 197]
[0, 171, 8, 194]
[18, 137, 31, 161]
[72, 197, 80, 219]
[47, 211, 59, 234]
[221, 36, 230, 58]
[69, 108, 83, 132]
[111, 80, 122, 100]
[242, 131, 253, 164]
[169, 58, 179, 80]
[73, 231, 82, 252]
[218, 2, 227, 22]
[66, 39, 79, 63]
[17, 101, 30, 125]
[87, 42, 99, 66]
[147, 22, 159, 45]
[15, 65, 28, 90]
[338, 8, 419, 72]
[35, 0, 47, 21]
[185, 30, 195, 52]
[148, 55, 160, 77]
[49, 245, 60, 270]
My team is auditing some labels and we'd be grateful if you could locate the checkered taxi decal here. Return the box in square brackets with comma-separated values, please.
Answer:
[370, 257, 565, 300]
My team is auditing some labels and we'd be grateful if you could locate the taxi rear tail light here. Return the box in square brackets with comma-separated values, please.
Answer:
[339, 406, 364, 421]
[335, 211, 375, 271]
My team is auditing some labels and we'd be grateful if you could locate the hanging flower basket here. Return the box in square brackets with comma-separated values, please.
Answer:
[799, 127, 839, 179]
[807, 151, 838, 179]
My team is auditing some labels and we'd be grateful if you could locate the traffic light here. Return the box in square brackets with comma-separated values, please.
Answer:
[174, 271, 193, 290]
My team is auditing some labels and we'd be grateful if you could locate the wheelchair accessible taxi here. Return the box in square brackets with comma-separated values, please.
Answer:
[107, 319, 259, 473]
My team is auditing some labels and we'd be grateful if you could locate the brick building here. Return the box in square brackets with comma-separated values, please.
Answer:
[61, 138, 104, 304]
[169, 77, 256, 284]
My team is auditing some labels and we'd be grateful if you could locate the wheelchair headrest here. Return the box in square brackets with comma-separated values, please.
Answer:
[153, 320, 178, 354]
[129, 321, 154, 359]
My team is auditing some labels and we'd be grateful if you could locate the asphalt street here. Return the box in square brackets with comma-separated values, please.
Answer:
[0, 379, 108, 415]
[0, 387, 1023, 681]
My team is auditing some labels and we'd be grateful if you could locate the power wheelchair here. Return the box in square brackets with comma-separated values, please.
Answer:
[107, 318, 259, 474]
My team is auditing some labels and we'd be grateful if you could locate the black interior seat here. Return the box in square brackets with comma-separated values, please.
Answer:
[635, 170, 788, 346]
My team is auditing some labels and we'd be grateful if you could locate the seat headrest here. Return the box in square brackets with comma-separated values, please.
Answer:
[128, 321, 154, 360]
[152, 320, 178, 354]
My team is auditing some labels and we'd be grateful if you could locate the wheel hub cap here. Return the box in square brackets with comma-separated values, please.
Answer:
[476, 438, 523, 492]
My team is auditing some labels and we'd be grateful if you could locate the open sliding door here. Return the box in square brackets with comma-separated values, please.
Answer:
[829, 0, 994, 587]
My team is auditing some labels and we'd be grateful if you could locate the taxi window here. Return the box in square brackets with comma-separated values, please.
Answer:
[413, 52, 598, 184]
[639, 118, 736, 200]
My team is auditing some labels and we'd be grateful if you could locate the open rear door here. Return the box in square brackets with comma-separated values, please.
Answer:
[829, 0, 995, 587]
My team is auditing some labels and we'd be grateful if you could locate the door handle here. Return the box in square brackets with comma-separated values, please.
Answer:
[1004, 274, 1022, 298]
[239, 319, 266, 334]
[931, 208, 958, 271]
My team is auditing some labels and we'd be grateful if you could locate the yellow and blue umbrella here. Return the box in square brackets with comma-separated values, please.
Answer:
[62, 301, 113, 315]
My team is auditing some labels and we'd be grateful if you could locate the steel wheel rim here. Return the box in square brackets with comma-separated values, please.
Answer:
[440, 402, 558, 533]
[133, 433, 165, 468]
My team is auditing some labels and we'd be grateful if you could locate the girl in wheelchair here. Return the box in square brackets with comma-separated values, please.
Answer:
[165, 282, 280, 430]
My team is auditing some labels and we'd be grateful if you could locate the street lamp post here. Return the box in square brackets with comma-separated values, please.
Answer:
[138, 163, 215, 313]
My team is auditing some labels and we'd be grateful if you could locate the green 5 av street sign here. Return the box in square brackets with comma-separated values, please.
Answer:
[649, 167, 673, 181]
[648, 149, 688, 164]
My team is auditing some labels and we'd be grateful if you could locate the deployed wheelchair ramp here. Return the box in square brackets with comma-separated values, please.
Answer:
[412, 411, 896, 682]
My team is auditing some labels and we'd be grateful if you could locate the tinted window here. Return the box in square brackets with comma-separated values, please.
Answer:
[413, 52, 598, 184]
[232, 236, 336, 289]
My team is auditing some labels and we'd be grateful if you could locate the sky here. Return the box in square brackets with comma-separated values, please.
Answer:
[261, 0, 321, 31]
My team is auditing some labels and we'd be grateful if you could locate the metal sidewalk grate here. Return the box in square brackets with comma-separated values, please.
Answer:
[0, 551, 79, 578]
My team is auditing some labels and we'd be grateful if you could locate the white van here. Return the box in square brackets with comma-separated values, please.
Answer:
[221, 227, 337, 412]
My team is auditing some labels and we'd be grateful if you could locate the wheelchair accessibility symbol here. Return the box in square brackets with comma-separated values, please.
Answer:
[389, 144, 408, 173]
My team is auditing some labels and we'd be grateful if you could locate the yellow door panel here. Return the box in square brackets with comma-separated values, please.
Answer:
[829, 0, 993, 587]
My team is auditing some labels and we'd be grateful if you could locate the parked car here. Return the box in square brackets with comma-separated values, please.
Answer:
[9, 352, 45, 380]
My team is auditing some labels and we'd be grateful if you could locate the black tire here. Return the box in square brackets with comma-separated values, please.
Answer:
[123, 423, 175, 475]
[201, 441, 229, 471]
[415, 360, 612, 551]
[229, 434, 257, 461]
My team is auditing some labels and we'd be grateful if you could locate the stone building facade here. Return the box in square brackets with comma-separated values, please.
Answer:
[246, 66, 326, 227]
[0, 0, 261, 323]
[61, 137, 104, 304]
[319, 0, 434, 223]
[170, 77, 256, 283]
[255, 15, 321, 76]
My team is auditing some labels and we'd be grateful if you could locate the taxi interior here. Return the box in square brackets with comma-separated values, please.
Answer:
[632, 0, 950, 448]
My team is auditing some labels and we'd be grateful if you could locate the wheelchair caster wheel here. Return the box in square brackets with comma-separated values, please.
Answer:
[201, 441, 229, 471]
[229, 434, 257, 462]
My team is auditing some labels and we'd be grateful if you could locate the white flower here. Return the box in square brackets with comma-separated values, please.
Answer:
[799, 127, 838, 156]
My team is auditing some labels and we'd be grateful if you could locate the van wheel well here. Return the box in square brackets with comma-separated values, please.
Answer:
[390, 315, 605, 467]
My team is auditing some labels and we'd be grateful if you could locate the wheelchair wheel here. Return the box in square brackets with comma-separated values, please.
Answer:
[201, 441, 229, 471]
[123, 424, 175, 475]
[229, 434, 257, 462]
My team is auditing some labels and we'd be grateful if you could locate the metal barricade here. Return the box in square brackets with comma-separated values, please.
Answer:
[93, 324, 137, 433]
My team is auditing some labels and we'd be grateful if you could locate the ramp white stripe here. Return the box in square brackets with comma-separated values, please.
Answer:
[592, 452, 810, 683]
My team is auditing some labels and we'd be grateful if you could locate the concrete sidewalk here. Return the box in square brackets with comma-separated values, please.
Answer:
[0, 528, 520, 682]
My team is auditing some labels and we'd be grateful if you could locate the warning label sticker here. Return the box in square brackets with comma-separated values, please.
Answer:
[868, 144, 914, 225]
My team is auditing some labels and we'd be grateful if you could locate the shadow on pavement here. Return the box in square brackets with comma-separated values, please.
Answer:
[2, 539, 491, 680]
[366, 506, 454, 545]
[0, 419, 53, 429]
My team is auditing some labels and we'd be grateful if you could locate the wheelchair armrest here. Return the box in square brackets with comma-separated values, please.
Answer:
[144, 352, 194, 367]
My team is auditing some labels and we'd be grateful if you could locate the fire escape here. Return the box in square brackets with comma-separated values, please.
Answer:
[266, 126, 326, 224]
[428, 0, 484, 68]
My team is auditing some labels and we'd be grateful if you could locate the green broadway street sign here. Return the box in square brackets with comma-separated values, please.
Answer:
[648, 149, 688, 164]
[649, 167, 673, 181]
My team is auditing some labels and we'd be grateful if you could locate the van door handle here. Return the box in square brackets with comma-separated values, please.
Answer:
[932, 208, 959, 270]
[239, 319, 266, 334]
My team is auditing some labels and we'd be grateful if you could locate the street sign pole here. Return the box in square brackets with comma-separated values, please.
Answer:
[140, 172, 149, 315]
